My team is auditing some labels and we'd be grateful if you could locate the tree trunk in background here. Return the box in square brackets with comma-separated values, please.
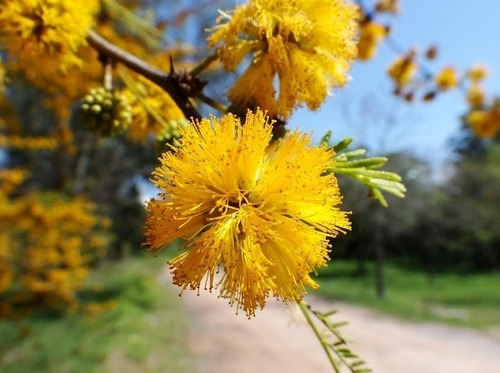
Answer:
[426, 242, 437, 287]
[375, 223, 386, 299]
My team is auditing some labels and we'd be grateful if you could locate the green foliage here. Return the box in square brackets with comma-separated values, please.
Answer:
[316, 260, 500, 329]
[323, 133, 406, 207]
[299, 301, 372, 373]
[331, 149, 500, 273]
[0, 257, 193, 373]
[436, 142, 500, 270]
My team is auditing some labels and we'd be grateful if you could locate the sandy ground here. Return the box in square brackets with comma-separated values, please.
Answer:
[166, 278, 500, 373]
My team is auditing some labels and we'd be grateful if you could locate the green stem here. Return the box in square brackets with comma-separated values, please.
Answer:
[196, 92, 228, 113]
[308, 306, 372, 373]
[309, 308, 348, 346]
[298, 301, 340, 373]
[190, 53, 218, 76]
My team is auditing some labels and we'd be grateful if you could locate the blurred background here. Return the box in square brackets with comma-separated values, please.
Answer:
[0, 0, 499, 372]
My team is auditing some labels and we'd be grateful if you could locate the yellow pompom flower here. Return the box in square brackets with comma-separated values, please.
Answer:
[0, 0, 99, 72]
[387, 54, 418, 86]
[357, 21, 388, 61]
[435, 66, 459, 91]
[467, 84, 485, 109]
[145, 110, 350, 317]
[466, 107, 500, 139]
[0, 135, 58, 150]
[208, 0, 359, 118]
[375, 0, 400, 14]
[466, 64, 489, 83]
[0, 168, 29, 194]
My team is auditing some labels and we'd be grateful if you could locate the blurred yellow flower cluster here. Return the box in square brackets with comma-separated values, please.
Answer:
[460, 63, 500, 138]
[0, 168, 29, 195]
[467, 85, 486, 109]
[0, 134, 59, 150]
[208, 0, 358, 118]
[0, 189, 109, 317]
[467, 63, 489, 82]
[0, 59, 5, 94]
[355, 4, 466, 104]
[357, 21, 388, 61]
[466, 99, 500, 139]
[0, 233, 12, 296]
[0, 0, 99, 73]
[434, 66, 459, 92]
[83, 300, 118, 317]
[145, 110, 350, 317]
[387, 52, 418, 88]
[122, 75, 187, 143]
[375, 0, 400, 14]
[355, 0, 401, 62]
[465, 64, 489, 109]
[7, 44, 104, 123]
[1, 1, 104, 123]
[386, 48, 463, 103]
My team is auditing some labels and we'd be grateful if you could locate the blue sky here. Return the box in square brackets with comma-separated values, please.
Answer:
[289, 0, 500, 167]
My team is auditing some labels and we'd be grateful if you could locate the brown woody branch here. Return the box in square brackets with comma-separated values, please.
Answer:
[86, 30, 202, 120]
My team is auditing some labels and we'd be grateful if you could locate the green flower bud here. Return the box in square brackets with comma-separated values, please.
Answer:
[80, 87, 132, 137]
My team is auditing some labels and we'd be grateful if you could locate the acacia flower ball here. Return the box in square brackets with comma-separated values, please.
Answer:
[466, 64, 489, 83]
[387, 55, 418, 87]
[435, 66, 459, 91]
[145, 110, 350, 317]
[0, 0, 99, 72]
[375, 0, 400, 14]
[466, 103, 500, 139]
[357, 22, 388, 61]
[467, 84, 485, 109]
[208, 0, 359, 119]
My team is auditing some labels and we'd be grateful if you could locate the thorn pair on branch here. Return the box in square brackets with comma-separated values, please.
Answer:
[86, 30, 205, 121]
[87, 30, 287, 137]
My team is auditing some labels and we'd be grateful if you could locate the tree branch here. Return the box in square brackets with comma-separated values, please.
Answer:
[86, 30, 201, 120]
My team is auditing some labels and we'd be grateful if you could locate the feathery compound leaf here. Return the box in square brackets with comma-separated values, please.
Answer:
[320, 130, 333, 146]
[331, 136, 353, 153]
[324, 135, 406, 207]
[322, 309, 339, 317]
[299, 301, 372, 373]
[333, 157, 387, 169]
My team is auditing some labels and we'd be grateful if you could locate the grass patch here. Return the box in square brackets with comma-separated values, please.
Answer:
[316, 260, 500, 329]
[0, 256, 194, 373]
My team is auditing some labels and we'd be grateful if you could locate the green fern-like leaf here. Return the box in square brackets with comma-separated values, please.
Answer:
[323, 134, 406, 207]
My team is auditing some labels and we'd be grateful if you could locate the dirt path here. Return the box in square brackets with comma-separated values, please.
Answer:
[165, 277, 500, 373]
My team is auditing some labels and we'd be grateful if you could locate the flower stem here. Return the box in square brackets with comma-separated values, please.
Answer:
[103, 59, 113, 90]
[190, 53, 218, 76]
[300, 301, 372, 373]
[298, 300, 340, 372]
[196, 92, 228, 113]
